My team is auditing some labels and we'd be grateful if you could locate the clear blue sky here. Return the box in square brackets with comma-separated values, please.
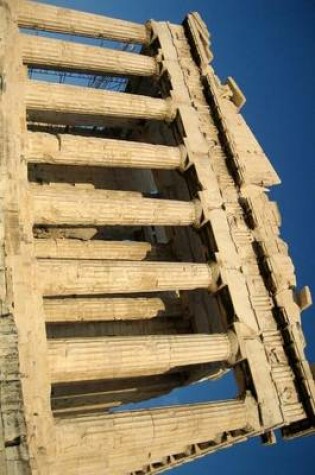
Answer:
[36, 1, 315, 473]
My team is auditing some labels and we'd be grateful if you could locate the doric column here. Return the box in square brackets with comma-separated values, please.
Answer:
[26, 132, 183, 170]
[26, 81, 175, 122]
[48, 333, 235, 382]
[38, 260, 212, 296]
[34, 239, 152, 260]
[22, 34, 157, 77]
[51, 396, 259, 473]
[31, 186, 201, 227]
[44, 297, 181, 322]
[18, 1, 149, 44]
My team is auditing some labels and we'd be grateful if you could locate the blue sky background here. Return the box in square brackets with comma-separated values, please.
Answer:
[35, 1, 314, 473]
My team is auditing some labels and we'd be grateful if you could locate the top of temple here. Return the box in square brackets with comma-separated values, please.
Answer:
[182, 10, 315, 439]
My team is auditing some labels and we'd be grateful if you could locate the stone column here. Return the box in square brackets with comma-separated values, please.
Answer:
[38, 259, 213, 296]
[48, 333, 235, 382]
[22, 34, 157, 77]
[51, 396, 259, 473]
[26, 81, 175, 122]
[18, 0, 149, 44]
[26, 132, 183, 170]
[34, 239, 152, 260]
[31, 185, 201, 227]
[44, 296, 182, 322]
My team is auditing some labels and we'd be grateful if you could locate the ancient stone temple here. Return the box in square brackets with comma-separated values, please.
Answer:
[0, 1, 314, 473]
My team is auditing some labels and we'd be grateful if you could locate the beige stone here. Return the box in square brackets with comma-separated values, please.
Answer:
[26, 81, 175, 122]
[38, 259, 213, 296]
[26, 131, 183, 169]
[48, 333, 234, 382]
[31, 185, 201, 227]
[34, 238, 152, 260]
[50, 396, 258, 473]
[22, 33, 157, 77]
[18, 0, 149, 43]
[0, 1, 313, 473]
[44, 296, 182, 322]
